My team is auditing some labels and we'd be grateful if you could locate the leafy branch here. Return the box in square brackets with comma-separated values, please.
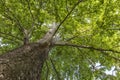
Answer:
[2, 2, 30, 44]
[3, 12, 29, 44]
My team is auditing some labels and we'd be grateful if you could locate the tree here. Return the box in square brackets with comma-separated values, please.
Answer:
[0, 0, 120, 80]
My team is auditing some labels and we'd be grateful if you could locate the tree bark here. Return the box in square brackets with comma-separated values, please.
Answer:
[0, 42, 50, 80]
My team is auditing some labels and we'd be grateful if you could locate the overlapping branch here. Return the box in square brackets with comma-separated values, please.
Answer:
[50, 58, 61, 80]
[45, 61, 49, 80]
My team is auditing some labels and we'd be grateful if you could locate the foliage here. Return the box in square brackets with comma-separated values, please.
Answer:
[0, 0, 120, 80]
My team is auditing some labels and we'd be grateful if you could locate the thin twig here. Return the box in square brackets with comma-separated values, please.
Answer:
[26, 0, 34, 22]
[0, 32, 22, 41]
[65, 29, 91, 41]
[102, 52, 120, 61]
[0, 36, 21, 45]
[66, 35, 78, 41]
[26, 0, 35, 37]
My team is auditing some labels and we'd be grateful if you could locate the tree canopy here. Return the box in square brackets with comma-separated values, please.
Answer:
[0, 0, 120, 80]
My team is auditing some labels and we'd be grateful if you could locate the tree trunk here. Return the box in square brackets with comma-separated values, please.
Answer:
[0, 21, 59, 80]
[0, 42, 50, 80]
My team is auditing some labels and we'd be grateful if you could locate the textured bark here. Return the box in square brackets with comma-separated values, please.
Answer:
[0, 42, 50, 80]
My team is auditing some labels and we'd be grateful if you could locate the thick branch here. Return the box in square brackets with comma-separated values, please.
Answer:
[54, 42, 120, 61]
[54, 42, 120, 53]
[39, 0, 83, 45]
[52, 0, 83, 37]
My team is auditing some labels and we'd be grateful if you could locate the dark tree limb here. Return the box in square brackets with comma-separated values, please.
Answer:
[54, 42, 120, 61]
[65, 35, 78, 41]
[102, 52, 120, 61]
[54, 41, 120, 54]
[45, 61, 49, 80]
[52, 0, 83, 37]
[50, 58, 61, 80]
[107, 28, 120, 30]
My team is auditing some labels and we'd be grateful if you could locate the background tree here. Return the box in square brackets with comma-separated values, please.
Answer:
[0, 0, 120, 80]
